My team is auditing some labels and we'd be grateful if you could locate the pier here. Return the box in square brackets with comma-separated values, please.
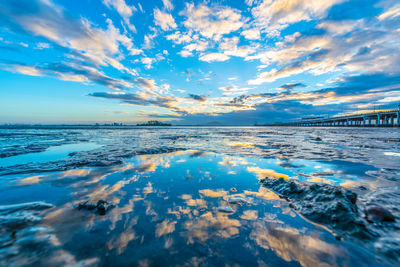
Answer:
[273, 109, 400, 127]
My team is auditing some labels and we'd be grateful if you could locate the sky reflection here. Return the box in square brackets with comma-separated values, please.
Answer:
[0, 150, 387, 266]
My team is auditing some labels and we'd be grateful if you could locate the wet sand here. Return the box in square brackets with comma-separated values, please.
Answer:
[0, 127, 399, 266]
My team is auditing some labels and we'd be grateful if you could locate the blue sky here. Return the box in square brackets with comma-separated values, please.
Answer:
[0, 0, 399, 125]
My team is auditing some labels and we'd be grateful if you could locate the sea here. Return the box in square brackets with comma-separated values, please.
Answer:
[0, 126, 399, 266]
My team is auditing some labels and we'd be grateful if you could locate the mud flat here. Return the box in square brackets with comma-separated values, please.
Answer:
[0, 127, 399, 266]
[261, 177, 399, 260]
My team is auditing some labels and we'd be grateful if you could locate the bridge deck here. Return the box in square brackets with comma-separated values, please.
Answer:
[272, 109, 400, 127]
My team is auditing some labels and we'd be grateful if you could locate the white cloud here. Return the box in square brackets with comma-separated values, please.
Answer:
[129, 48, 143, 55]
[252, 0, 344, 32]
[154, 8, 177, 31]
[199, 53, 230, 62]
[241, 28, 261, 40]
[14, 66, 42, 76]
[138, 3, 144, 13]
[317, 20, 361, 35]
[103, 0, 136, 18]
[378, 5, 400, 20]
[1, 61, 132, 90]
[219, 37, 239, 51]
[248, 69, 276, 85]
[103, 0, 137, 32]
[246, 35, 331, 67]
[219, 37, 256, 58]
[10, 1, 138, 76]
[105, 18, 135, 51]
[247, 20, 400, 86]
[143, 34, 154, 49]
[225, 46, 256, 58]
[178, 50, 193, 57]
[180, 3, 243, 41]
[377, 94, 400, 103]
[36, 42, 50, 49]
[165, 31, 192, 44]
[245, 0, 257, 6]
[135, 77, 156, 89]
[162, 0, 174, 11]
[219, 85, 251, 96]
[141, 57, 156, 69]
[183, 40, 208, 52]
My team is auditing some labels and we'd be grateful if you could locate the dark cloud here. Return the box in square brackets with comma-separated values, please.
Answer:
[355, 46, 371, 56]
[174, 72, 400, 125]
[318, 73, 400, 96]
[0, 0, 90, 40]
[171, 100, 339, 125]
[133, 78, 155, 89]
[253, 73, 400, 102]
[88, 92, 176, 109]
[43, 62, 126, 89]
[225, 95, 251, 105]
[188, 94, 207, 102]
[278, 83, 306, 90]
[0, 59, 128, 90]
[185, 69, 192, 79]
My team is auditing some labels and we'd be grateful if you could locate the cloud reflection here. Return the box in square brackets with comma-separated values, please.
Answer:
[250, 221, 343, 267]
[3, 149, 379, 265]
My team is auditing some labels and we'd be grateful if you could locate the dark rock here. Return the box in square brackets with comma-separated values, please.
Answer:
[365, 205, 395, 223]
[76, 200, 114, 216]
[0, 202, 54, 229]
[216, 206, 234, 213]
[0, 202, 54, 214]
[358, 185, 368, 191]
[228, 197, 250, 205]
[260, 177, 375, 239]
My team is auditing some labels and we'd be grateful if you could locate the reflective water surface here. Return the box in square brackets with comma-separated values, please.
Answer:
[0, 127, 399, 266]
[0, 142, 100, 167]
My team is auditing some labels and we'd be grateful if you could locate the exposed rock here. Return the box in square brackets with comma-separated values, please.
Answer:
[216, 206, 234, 213]
[260, 177, 374, 239]
[77, 200, 114, 215]
[227, 197, 250, 205]
[365, 205, 395, 223]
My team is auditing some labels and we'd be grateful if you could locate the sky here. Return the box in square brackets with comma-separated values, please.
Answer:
[0, 0, 400, 125]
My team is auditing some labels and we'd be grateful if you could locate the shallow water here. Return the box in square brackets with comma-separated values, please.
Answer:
[0, 127, 399, 266]
[0, 142, 100, 167]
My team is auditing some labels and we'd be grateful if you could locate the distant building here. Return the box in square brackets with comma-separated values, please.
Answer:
[136, 120, 171, 126]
